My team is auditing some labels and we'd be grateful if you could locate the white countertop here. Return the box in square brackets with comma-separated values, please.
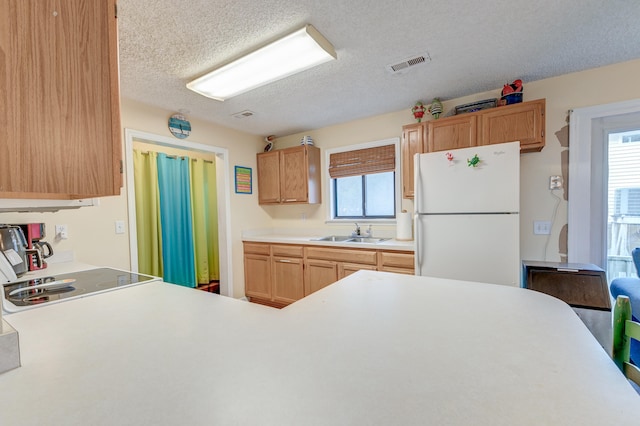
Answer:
[0, 271, 638, 425]
[242, 230, 414, 251]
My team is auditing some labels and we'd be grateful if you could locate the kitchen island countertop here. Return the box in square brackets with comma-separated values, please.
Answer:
[0, 271, 638, 425]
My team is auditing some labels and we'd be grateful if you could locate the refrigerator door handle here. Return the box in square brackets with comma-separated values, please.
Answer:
[414, 214, 422, 275]
[414, 153, 422, 214]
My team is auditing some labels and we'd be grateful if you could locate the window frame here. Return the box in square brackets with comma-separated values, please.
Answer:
[324, 137, 401, 224]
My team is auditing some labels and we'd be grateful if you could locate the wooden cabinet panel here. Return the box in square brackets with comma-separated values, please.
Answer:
[305, 247, 377, 265]
[339, 262, 376, 279]
[244, 242, 271, 256]
[378, 251, 415, 275]
[304, 259, 339, 296]
[281, 147, 308, 203]
[427, 115, 477, 152]
[257, 145, 321, 205]
[479, 99, 545, 152]
[378, 266, 415, 275]
[0, 0, 122, 198]
[257, 151, 281, 204]
[379, 251, 415, 269]
[272, 257, 304, 304]
[271, 244, 303, 258]
[244, 253, 272, 300]
[401, 123, 425, 199]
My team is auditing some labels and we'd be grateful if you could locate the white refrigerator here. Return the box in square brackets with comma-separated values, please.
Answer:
[414, 141, 520, 286]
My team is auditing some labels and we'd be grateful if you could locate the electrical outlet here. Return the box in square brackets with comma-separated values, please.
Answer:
[534, 221, 552, 235]
[549, 175, 563, 190]
[55, 224, 68, 240]
[115, 220, 126, 234]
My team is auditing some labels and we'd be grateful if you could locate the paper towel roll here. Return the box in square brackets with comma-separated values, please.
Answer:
[396, 211, 413, 241]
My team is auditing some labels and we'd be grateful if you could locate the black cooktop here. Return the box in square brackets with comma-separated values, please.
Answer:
[3, 268, 157, 308]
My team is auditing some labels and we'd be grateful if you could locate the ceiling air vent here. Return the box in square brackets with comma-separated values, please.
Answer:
[232, 110, 255, 119]
[386, 52, 431, 74]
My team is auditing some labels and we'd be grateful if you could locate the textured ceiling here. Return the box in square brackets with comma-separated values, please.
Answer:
[117, 0, 640, 138]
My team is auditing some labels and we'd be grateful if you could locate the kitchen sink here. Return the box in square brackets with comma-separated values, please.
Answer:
[346, 237, 390, 244]
[312, 235, 354, 242]
[311, 235, 390, 244]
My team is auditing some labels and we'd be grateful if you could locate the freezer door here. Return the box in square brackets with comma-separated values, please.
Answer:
[415, 214, 520, 286]
[415, 141, 520, 214]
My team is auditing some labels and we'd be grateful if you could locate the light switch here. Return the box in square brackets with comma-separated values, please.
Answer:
[534, 221, 551, 235]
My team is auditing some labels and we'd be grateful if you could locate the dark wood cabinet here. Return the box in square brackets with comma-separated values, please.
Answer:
[522, 261, 610, 310]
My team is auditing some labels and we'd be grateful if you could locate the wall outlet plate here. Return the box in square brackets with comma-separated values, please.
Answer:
[549, 175, 563, 190]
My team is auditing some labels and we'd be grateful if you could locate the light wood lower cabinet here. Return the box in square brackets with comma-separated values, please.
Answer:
[243, 243, 272, 301]
[304, 259, 339, 296]
[243, 242, 415, 307]
[272, 245, 305, 305]
[378, 251, 415, 275]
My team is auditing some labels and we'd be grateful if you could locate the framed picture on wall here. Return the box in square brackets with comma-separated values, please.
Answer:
[235, 166, 252, 194]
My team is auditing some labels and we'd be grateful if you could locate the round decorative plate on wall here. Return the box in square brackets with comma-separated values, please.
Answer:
[168, 113, 191, 139]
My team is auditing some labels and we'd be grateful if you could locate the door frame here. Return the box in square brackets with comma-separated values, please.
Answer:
[568, 98, 640, 266]
[123, 128, 233, 297]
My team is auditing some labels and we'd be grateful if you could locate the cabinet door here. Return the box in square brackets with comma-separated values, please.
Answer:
[280, 146, 308, 203]
[304, 259, 338, 296]
[257, 151, 281, 204]
[272, 257, 304, 304]
[339, 262, 376, 279]
[0, 0, 121, 198]
[427, 115, 477, 152]
[244, 254, 272, 300]
[401, 123, 425, 199]
[479, 99, 545, 152]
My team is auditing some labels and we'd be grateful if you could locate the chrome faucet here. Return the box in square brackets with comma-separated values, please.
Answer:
[352, 223, 361, 237]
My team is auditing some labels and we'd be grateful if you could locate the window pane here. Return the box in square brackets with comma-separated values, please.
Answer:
[365, 172, 395, 216]
[336, 176, 362, 216]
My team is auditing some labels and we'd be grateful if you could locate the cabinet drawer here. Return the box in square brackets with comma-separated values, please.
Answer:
[379, 251, 415, 269]
[243, 242, 270, 255]
[305, 247, 377, 265]
[379, 266, 415, 275]
[271, 244, 303, 257]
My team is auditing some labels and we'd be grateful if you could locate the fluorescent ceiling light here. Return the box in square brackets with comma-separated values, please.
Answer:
[187, 24, 337, 101]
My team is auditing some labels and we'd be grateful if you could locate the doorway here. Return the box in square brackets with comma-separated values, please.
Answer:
[123, 129, 233, 297]
[607, 129, 640, 281]
[569, 100, 640, 281]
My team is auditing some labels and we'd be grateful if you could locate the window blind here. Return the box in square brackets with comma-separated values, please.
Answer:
[328, 144, 395, 178]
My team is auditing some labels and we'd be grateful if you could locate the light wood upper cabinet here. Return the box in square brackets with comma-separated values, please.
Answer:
[401, 123, 424, 199]
[400, 99, 546, 198]
[478, 99, 545, 152]
[0, 0, 122, 199]
[426, 114, 477, 152]
[257, 151, 281, 204]
[257, 145, 321, 205]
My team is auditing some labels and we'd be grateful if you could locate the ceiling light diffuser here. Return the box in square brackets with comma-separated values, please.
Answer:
[187, 24, 337, 101]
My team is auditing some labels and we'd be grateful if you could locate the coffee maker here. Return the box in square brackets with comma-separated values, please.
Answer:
[16, 223, 53, 271]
